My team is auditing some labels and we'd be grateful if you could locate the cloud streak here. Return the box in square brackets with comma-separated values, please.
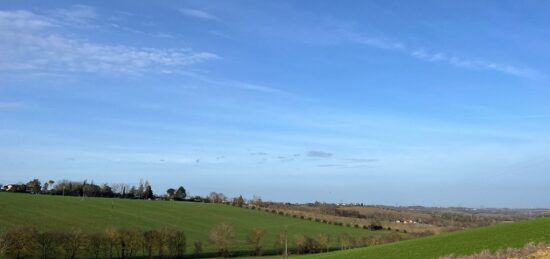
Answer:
[346, 30, 536, 78]
[307, 150, 333, 158]
[179, 8, 218, 20]
[0, 102, 24, 109]
[0, 9, 218, 75]
[410, 49, 537, 78]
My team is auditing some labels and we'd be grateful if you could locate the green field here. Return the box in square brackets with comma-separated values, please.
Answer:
[0, 193, 382, 254]
[298, 217, 550, 258]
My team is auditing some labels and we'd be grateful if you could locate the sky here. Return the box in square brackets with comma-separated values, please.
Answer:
[1, 1, 549, 208]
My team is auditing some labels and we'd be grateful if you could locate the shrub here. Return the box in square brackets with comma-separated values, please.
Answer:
[193, 241, 203, 255]
[60, 229, 87, 259]
[209, 223, 235, 257]
[163, 228, 186, 258]
[1, 226, 38, 259]
[247, 228, 266, 256]
[37, 230, 64, 259]
[87, 232, 107, 259]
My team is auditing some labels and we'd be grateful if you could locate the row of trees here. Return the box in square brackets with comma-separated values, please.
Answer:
[3, 179, 251, 206]
[0, 227, 186, 259]
[2, 179, 156, 200]
[0, 223, 402, 259]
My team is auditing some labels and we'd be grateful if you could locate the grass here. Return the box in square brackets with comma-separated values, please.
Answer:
[297, 217, 550, 258]
[0, 192, 383, 253]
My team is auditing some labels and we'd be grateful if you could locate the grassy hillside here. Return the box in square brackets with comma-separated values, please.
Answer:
[299, 217, 550, 258]
[0, 193, 382, 253]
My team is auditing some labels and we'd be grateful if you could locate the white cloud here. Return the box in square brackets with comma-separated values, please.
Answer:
[179, 8, 217, 20]
[348, 33, 405, 50]
[410, 49, 536, 78]
[169, 70, 296, 97]
[0, 9, 218, 75]
[344, 27, 536, 78]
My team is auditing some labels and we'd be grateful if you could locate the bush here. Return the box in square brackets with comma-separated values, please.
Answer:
[60, 230, 87, 259]
[209, 223, 235, 257]
[1, 226, 37, 258]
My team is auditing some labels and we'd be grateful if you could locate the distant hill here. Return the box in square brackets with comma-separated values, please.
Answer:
[299, 216, 550, 258]
[0, 192, 385, 254]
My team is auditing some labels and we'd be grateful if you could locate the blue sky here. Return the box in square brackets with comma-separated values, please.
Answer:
[1, 1, 549, 208]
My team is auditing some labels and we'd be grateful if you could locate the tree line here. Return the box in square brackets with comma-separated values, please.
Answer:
[0, 223, 403, 259]
[1, 179, 155, 200]
[1, 179, 252, 206]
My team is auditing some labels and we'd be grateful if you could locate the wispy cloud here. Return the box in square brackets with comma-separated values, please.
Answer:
[49, 4, 98, 28]
[250, 152, 268, 156]
[410, 49, 537, 78]
[0, 9, 217, 75]
[179, 8, 218, 20]
[230, 81, 291, 95]
[317, 164, 342, 167]
[306, 150, 333, 158]
[110, 23, 175, 39]
[345, 158, 377, 163]
[345, 28, 536, 78]
[348, 33, 405, 50]
[0, 102, 24, 109]
[170, 70, 296, 97]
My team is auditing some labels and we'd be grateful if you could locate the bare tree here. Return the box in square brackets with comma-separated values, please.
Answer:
[338, 232, 353, 250]
[142, 230, 158, 259]
[104, 228, 118, 259]
[232, 195, 245, 207]
[61, 230, 86, 259]
[36, 231, 63, 259]
[208, 192, 227, 204]
[155, 228, 169, 258]
[87, 233, 107, 259]
[316, 233, 330, 252]
[193, 241, 203, 256]
[252, 195, 264, 208]
[273, 232, 286, 255]
[0, 226, 37, 259]
[294, 234, 308, 254]
[116, 229, 142, 258]
[164, 228, 186, 258]
[209, 223, 235, 257]
[247, 228, 266, 256]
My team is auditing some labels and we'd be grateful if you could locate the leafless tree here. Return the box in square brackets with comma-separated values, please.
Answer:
[247, 228, 266, 256]
[0, 226, 37, 259]
[193, 241, 203, 256]
[36, 230, 63, 259]
[209, 223, 235, 257]
[61, 229, 86, 259]
[316, 233, 331, 252]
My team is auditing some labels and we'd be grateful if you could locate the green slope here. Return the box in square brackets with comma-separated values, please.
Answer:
[299, 217, 550, 259]
[0, 193, 381, 253]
